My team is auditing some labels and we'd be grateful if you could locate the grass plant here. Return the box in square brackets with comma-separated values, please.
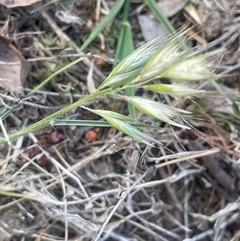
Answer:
[0, 1, 239, 241]
[0, 0, 222, 146]
[0, 33, 221, 145]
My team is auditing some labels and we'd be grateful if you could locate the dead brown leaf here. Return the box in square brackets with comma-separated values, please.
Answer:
[0, 35, 31, 93]
[0, 0, 41, 8]
[158, 0, 188, 17]
[138, 15, 168, 42]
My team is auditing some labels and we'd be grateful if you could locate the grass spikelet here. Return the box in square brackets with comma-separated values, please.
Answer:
[83, 107, 162, 146]
[121, 96, 191, 129]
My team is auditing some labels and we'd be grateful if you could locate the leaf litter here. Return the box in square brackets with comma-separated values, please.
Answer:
[0, 34, 31, 93]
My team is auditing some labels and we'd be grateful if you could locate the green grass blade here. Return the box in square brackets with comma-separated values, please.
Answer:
[27, 57, 85, 96]
[232, 101, 240, 116]
[52, 119, 162, 129]
[115, 0, 136, 119]
[144, 0, 175, 34]
[0, 108, 12, 121]
[144, 0, 189, 50]
[115, 22, 136, 118]
[125, 86, 136, 118]
[0, 189, 45, 203]
[115, 0, 134, 62]
[79, 0, 125, 52]
[209, 78, 232, 105]
[53, 119, 111, 127]
[115, 21, 135, 63]
[1, 1, 123, 120]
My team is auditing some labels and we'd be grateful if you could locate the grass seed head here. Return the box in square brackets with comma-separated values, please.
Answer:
[98, 36, 175, 90]
[135, 41, 185, 83]
[99, 32, 221, 90]
[158, 50, 221, 81]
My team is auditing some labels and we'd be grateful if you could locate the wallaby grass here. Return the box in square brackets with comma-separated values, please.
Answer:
[0, 1, 240, 241]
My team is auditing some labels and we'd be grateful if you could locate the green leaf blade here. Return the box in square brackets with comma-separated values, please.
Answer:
[80, 0, 125, 52]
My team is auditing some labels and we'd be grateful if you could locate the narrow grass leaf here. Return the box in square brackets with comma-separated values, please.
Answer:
[0, 108, 12, 121]
[53, 119, 112, 127]
[232, 101, 240, 116]
[52, 119, 162, 129]
[115, 21, 135, 63]
[125, 85, 136, 119]
[144, 0, 189, 50]
[144, 0, 175, 34]
[28, 57, 85, 96]
[79, 0, 125, 52]
[0, 189, 45, 203]
[114, 8, 136, 118]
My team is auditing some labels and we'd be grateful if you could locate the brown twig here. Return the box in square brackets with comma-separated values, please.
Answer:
[188, 139, 234, 192]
